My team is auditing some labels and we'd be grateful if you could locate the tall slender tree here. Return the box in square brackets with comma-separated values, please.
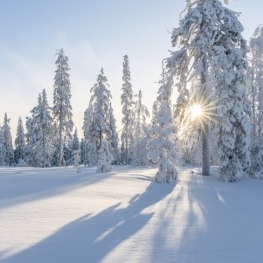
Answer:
[248, 25, 263, 179]
[0, 126, 6, 166]
[53, 49, 73, 166]
[121, 55, 134, 164]
[2, 113, 14, 166]
[14, 117, 26, 165]
[132, 90, 150, 166]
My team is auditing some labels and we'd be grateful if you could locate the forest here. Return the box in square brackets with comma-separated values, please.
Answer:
[1, 0, 263, 183]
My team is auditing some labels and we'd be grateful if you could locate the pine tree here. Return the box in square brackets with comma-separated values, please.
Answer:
[83, 68, 114, 166]
[248, 25, 263, 178]
[28, 90, 54, 167]
[147, 73, 178, 183]
[53, 49, 73, 166]
[0, 126, 6, 166]
[108, 102, 119, 164]
[83, 105, 96, 166]
[2, 113, 14, 166]
[97, 139, 113, 173]
[168, 0, 251, 181]
[121, 55, 134, 164]
[67, 128, 80, 165]
[14, 117, 27, 165]
[132, 90, 150, 166]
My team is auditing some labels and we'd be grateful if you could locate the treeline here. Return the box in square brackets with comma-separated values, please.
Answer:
[1, 1, 263, 183]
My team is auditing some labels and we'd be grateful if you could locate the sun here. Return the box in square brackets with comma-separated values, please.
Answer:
[191, 104, 203, 120]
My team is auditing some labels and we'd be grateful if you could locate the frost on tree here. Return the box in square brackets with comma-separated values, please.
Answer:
[83, 68, 117, 166]
[121, 55, 134, 165]
[168, 0, 251, 181]
[14, 117, 27, 166]
[27, 90, 54, 167]
[0, 126, 6, 166]
[147, 74, 178, 183]
[53, 49, 73, 166]
[248, 25, 263, 179]
[97, 139, 113, 173]
[1, 113, 14, 166]
[132, 90, 151, 166]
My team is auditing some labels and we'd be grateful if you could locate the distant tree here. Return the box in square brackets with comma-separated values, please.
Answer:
[0, 126, 6, 166]
[53, 48, 74, 166]
[132, 90, 151, 166]
[108, 102, 119, 164]
[97, 139, 113, 173]
[80, 138, 88, 165]
[67, 128, 80, 165]
[83, 68, 115, 166]
[121, 55, 134, 164]
[2, 113, 14, 166]
[14, 117, 27, 165]
[28, 90, 54, 167]
[83, 105, 97, 166]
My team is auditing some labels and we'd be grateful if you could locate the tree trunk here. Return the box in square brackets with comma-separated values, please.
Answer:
[202, 122, 210, 175]
[201, 58, 210, 176]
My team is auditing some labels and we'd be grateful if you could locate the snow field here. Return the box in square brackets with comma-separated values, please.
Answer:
[0, 166, 262, 263]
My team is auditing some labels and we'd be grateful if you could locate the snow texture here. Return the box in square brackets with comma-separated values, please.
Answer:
[0, 166, 262, 263]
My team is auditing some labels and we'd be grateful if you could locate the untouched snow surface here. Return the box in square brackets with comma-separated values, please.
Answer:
[0, 165, 262, 263]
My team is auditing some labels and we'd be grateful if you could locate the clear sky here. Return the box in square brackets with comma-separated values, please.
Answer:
[0, 0, 262, 141]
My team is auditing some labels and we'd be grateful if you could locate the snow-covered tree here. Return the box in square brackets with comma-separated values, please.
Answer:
[14, 117, 27, 165]
[132, 90, 151, 166]
[0, 126, 6, 166]
[97, 139, 113, 173]
[53, 48, 73, 166]
[168, 0, 251, 181]
[108, 102, 119, 164]
[121, 55, 134, 164]
[72, 149, 81, 167]
[248, 25, 263, 179]
[28, 90, 54, 167]
[67, 128, 80, 165]
[80, 138, 88, 165]
[83, 68, 115, 166]
[147, 73, 178, 183]
[2, 113, 14, 166]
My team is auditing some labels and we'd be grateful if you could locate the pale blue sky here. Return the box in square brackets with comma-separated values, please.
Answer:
[0, 0, 262, 139]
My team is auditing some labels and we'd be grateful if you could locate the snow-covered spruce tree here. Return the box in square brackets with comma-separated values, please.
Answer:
[80, 138, 88, 165]
[28, 90, 54, 167]
[108, 102, 119, 164]
[67, 128, 80, 165]
[147, 72, 178, 183]
[53, 49, 73, 166]
[14, 117, 27, 165]
[249, 26, 263, 137]
[121, 55, 134, 165]
[2, 113, 14, 166]
[132, 90, 151, 166]
[168, 0, 251, 181]
[97, 139, 113, 173]
[0, 126, 6, 166]
[83, 105, 96, 166]
[90, 68, 111, 147]
[248, 25, 263, 178]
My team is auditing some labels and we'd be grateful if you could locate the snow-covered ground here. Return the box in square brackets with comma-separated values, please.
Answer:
[0, 165, 262, 263]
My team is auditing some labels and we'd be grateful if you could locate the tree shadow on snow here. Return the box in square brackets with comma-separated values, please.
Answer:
[2, 179, 176, 263]
[0, 166, 112, 210]
[150, 168, 263, 263]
